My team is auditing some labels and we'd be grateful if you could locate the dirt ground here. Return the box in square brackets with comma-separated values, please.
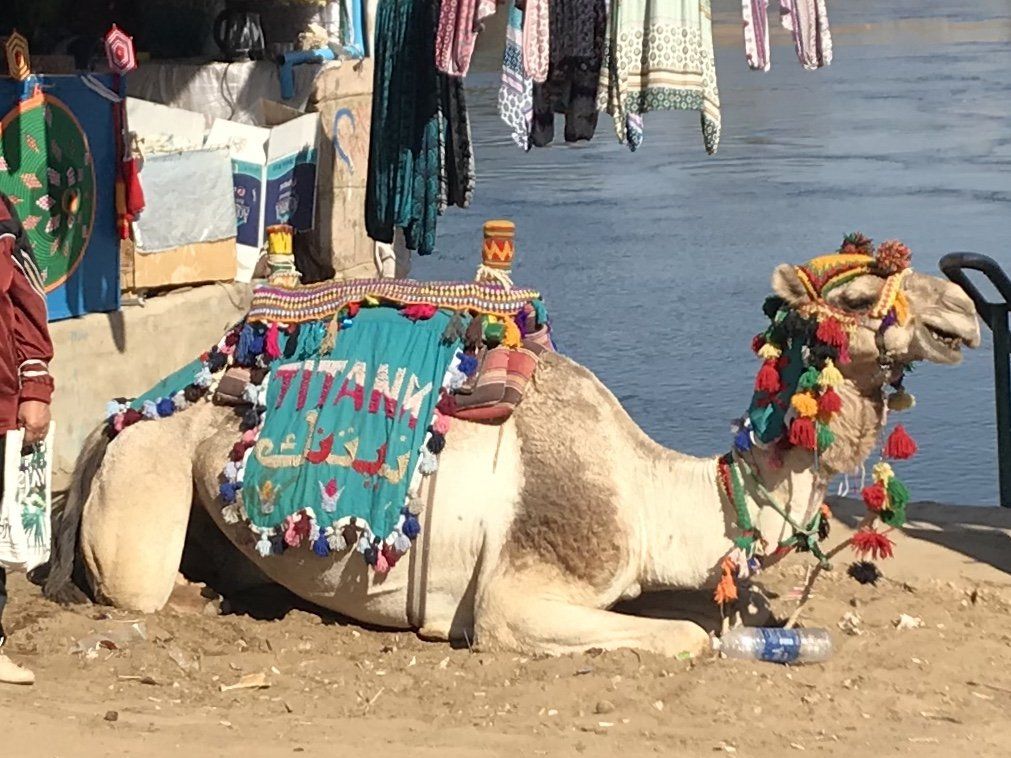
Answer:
[4, 500, 1011, 758]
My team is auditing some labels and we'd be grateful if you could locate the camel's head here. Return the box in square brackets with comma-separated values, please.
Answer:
[770, 239, 980, 380]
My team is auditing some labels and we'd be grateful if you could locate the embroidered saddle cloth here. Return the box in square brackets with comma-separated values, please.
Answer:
[106, 277, 553, 573]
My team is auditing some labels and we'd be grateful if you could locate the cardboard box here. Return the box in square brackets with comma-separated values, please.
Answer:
[206, 106, 320, 276]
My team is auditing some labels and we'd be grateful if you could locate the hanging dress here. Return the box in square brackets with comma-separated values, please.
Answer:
[597, 0, 721, 154]
[435, 0, 498, 77]
[742, 0, 832, 71]
[498, 2, 534, 151]
[531, 0, 607, 146]
[367, 0, 475, 255]
[522, 0, 551, 83]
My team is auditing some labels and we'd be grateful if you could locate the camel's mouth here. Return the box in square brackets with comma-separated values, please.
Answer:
[918, 318, 980, 363]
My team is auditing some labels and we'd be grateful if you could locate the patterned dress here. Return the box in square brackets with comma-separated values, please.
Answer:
[531, 0, 607, 146]
[597, 0, 721, 154]
[742, 0, 832, 71]
[366, 0, 474, 256]
[498, 2, 534, 151]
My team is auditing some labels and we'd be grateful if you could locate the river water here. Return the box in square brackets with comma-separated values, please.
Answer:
[411, 1, 1011, 505]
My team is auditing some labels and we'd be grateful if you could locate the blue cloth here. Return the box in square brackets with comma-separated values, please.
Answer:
[242, 308, 461, 539]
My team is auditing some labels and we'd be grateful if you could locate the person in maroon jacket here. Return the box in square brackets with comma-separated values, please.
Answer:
[0, 193, 54, 686]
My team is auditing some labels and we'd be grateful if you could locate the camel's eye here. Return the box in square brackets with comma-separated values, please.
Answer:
[840, 292, 878, 311]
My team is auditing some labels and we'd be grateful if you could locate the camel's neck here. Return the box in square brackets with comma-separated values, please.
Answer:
[629, 377, 887, 590]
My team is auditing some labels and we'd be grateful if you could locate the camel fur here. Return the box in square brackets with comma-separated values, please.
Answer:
[45, 263, 980, 659]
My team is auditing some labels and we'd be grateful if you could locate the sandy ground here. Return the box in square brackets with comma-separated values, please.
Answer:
[3, 499, 1011, 757]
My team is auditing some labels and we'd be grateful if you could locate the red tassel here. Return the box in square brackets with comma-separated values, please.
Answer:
[884, 424, 917, 460]
[755, 360, 781, 393]
[851, 529, 895, 561]
[752, 334, 766, 354]
[861, 482, 887, 512]
[818, 387, 842, 415]
[347, 301, 361, 318]
[816, 318, 848, 348]
[788, 417, 817, 450]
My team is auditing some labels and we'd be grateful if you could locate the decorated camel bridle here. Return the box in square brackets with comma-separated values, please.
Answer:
[715, 234, 920, 609]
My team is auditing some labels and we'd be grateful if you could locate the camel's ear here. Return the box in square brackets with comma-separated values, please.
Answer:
[771, 264, 810, 307]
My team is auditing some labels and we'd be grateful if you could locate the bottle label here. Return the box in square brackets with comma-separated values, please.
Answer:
[757, 628, 801, 663]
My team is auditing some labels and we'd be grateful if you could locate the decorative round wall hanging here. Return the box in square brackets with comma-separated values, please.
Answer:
[0, 93, 96, 292]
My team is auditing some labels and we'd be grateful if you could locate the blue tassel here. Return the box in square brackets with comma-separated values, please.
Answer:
[341, 318, 353, 329]
[734, 427, 752, 452]
[105, 400, 123, 419]
[219, 481, 240, 503]
[312, 531, 331, 557]
[402, 514, 421, 540]
[457, 353, 479, 377]
[156, 397, 175, 417]
[236, 324, 256, 365]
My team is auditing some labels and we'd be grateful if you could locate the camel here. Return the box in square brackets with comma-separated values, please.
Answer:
[43, 248, 979, 659]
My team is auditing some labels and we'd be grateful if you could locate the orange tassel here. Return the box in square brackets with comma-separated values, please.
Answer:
[884, 424, 917, 460]
[714, 556, 739, 606]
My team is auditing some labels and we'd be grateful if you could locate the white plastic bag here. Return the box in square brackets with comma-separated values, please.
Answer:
[0, 425, 54, 572]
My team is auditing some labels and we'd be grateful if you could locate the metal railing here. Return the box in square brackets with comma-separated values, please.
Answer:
[939, 252, 1011, 507]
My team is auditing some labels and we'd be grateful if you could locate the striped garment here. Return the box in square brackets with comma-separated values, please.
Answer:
[743, 0, 832, 72]
[597, 0, 721, 154]
[247, 279, 543, 326]
[434, 0, 497, 77]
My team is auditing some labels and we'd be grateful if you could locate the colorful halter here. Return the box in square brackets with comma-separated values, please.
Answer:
[715, 234, 920, 608]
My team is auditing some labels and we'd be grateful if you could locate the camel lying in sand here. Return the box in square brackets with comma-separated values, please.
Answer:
[44, 250, 979, 658]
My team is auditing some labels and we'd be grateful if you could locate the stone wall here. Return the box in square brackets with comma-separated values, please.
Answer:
[47, 284, 253, 486]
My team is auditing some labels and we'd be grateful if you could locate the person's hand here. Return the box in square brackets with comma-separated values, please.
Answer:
[18, 400, 50, 446]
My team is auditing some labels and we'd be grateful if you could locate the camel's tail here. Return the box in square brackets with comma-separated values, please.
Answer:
[40, 425, 109, 604]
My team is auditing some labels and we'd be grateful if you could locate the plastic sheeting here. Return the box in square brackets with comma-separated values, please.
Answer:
[127, 61, 321, 126]
[133, 147, 237, 253]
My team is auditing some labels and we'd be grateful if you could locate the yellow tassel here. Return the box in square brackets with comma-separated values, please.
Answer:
[364, 295, 380, 307]
[503, 318, 522, 349]
[791, 393, 819, 419]
[873, 461, 894, 484]
[758, 343, 782, 361]
[893, 290, 910, 325]
[818, 359, 844, 389]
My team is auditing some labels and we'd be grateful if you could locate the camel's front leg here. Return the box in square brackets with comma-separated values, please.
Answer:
[475, 579, 712, 659]
[81, 410, 203, 612]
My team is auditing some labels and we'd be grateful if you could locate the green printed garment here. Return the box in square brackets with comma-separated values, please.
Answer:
[242, 308, 461, 539]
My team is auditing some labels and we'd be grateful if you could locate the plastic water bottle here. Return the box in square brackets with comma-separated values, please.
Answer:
[715, 627, 833, 664]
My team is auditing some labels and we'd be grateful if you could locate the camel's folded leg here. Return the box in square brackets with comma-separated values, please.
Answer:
[81, 412, 199, 613]
[476, 582, 712, 659]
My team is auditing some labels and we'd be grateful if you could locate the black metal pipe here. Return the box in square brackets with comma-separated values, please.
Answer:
[939, 252, 1011, 506]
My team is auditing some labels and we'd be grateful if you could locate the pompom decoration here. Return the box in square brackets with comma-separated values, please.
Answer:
[788, 417, 817, 450]
[752, 334, 766, 354]
[875, 239, 912, 274]
[156, 397, 175, 417]
[402, 514, 422, 540]
[851, 529, 895, 561]
[817, 387, 842, 416]
[312, 531, 331, 557]
[816, 422, 835, 451]
[791, 393, 819, 419]
[839, 232, 874, 255]
[714, 556, 739, 606]
[861, 482, 887, 512]
[847, 561, 882, 585]
[818, 359, 843, 389]
[757, 343, 781, 361]
[884, 425, 917, 460]
[427, 432, 446, 454]
[755, 361, 781, 393]
[815, 318, 848, 348]
[255, 531, 272, 557]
